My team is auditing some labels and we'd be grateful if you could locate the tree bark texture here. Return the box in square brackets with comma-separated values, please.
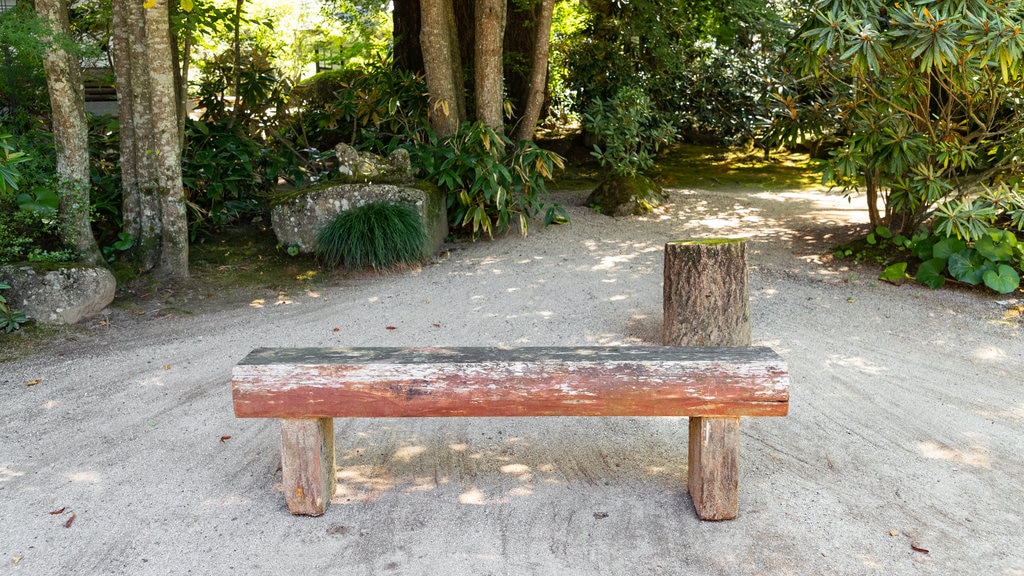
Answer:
[37, 0, 104, 265]
[662, 239, 751, 347]
[113, 0, 162, 273]
[474, 0, 506, 130]
[512, 0, 554, 142]
[145, 0, 189, 280]
[420, 0, 463, 136]
[392, 0, 424, 74]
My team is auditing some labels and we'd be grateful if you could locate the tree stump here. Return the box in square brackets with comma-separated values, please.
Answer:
[663, 238, 749, 520]
[662, 238, 750, 347]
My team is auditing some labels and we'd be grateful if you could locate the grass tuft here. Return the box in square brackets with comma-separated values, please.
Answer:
[314, 202, 426, 270]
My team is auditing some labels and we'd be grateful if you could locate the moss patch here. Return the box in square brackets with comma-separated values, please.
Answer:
[652, 144, 824, 191]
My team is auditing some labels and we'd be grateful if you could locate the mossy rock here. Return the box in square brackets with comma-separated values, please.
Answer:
[586, 175, 667, 217]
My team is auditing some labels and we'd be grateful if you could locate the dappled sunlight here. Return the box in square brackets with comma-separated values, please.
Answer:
[0, 467, 25, 482]
[392, 445, 427, 462]
[67, 471, 101, 483]
[334, 464, 396, 503]
[918, 440, 992, 469]
[824, 354, 889, 376]
[972, 346, 1007, 363]
[975, 403, 1024, 424]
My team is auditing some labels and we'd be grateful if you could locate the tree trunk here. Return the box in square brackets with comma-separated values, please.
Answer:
[512, 0, 554, 142]
[392, 0, 424, 74]
[145, 0, 189, 280]
[113, 0, 163, 272]
[420, 0, 463, 136]
[38, 0, 105, 266]
[474, 0, 505, 131]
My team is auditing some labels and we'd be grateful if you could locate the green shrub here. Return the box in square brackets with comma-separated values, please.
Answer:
[0, 281, 28, 333]
[582, 86, 676, 179]
[410, 122, 567, 238]
[314, 202, 426, 270]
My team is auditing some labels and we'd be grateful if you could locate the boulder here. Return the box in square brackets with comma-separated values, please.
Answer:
[334, 144, 413, 184]
[586, 175, 668, 217]
[0, 264, 116, 324]
[271, 182, 447, 259]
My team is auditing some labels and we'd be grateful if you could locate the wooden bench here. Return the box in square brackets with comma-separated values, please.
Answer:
[232, 346, 789, 520]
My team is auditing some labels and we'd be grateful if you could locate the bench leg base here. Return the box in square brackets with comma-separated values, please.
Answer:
[688, 416, 740, 521]
[280, 418, 336, 516]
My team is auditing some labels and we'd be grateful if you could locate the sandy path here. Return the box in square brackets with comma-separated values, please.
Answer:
[1, 186, 1021, 575]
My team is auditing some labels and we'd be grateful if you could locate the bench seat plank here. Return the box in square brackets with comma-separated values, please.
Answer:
[232, 346, 789, 419]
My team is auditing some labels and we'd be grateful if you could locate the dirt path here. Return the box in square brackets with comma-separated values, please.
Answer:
[2, 187, 1021, 575]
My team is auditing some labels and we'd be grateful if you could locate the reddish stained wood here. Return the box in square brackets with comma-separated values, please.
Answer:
[232, 347, 788, 419]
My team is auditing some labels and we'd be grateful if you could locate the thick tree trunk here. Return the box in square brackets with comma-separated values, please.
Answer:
[512, 0, 554, 142]
[38, 0, 104, 266]
[474, 0, 505, 131]
[420, 0, 463, 136]
[663, 238, 750, 521]
[145, 0, 189, 280]
[392, 0, 424, 74]
[113, 0, 163, 272]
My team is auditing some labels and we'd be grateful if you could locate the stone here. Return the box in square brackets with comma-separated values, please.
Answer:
[271, 182, 447, 259]
[334, 144, 414, 185]
[0, 264, 116, 324]
[587, 175, 668, 217]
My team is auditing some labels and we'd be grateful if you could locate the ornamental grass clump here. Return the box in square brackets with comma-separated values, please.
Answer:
[314, 202, 426, 270]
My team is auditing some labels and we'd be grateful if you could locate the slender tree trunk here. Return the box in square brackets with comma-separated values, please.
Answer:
[512, 0, 554, 142]
[37, 0, 105, 266]
[145, 0, 189, 280]
[420, 0, 463, 136]
[474, 0, 506, 131]
[231, 0, 244, 124]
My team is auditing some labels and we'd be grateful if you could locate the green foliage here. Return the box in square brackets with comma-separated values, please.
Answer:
[289, 57, 431, 155]
[0, 281, 29, 333]
[0, 131, 71, 265]
[314, 202, 426, 270]
[866, 226, 1024, 294]
[0, 6, 51, 116]
[582, 86, 675, 178]
[0, 133, 29, 193]
[563, 0, 798, 144]
[768, 0, 1024, 235]
[410, 122, 567, 238]
[182, 119, 274, 239]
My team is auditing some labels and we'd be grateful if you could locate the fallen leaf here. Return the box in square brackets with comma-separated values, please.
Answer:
[12, 557, 22, 564]
[220, 435, 232, 443]
[386, 326, 397, 330]
[49, 507, 66, 515]
[207, 293, 215, 298]
[432, 323, 441, 328]
[911, 544, 929, 554]
[847, 297, 856, 303]
[98, 320, 108, 326]
[132, 310, 146, 316]
[326, 525, 349, 535]
[64, 513, 76, 528]
[164, 365, 171, 370]
[889, 529, 898, 537]
[25, 379, 40, 387]
[593, 512, 609, 519]
[333, 327, 340, 332]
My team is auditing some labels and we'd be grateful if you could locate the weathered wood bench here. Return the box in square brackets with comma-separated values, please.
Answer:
[232, 346, 789, 520]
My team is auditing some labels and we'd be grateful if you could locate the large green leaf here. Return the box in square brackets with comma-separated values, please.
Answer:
[947, 249, 991, 285]
[932, 237, 966, 260]
[916, 258, 947, 289]
[879, 262, 908, 285]
[975, 231, 1016, 262]
[982, 265, 1020, 294]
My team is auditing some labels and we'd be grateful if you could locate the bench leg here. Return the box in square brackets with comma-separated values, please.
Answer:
[687, 416, 740, 521]
[280, 418, 336, 516]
